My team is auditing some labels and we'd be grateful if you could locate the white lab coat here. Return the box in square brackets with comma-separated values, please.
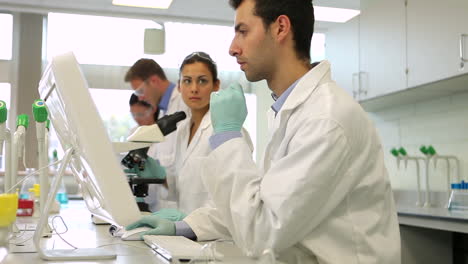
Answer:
[146, 86, 190, 211]
[184, 61, 401, 264]
[163, 111, 253, 214]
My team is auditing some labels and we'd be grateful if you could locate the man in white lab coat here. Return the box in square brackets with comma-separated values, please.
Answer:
[125, 59, 189, 210]
[126, 0, 401, 263]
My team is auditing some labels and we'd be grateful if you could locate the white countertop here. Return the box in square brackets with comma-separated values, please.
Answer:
[3, 201, 261, 264]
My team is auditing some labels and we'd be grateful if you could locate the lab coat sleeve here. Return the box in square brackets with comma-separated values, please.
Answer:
[198, 118, 353, 256]
[183, 205, 233, 241]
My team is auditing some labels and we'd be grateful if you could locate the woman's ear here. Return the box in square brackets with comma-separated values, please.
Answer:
[213, 80, 221, 92]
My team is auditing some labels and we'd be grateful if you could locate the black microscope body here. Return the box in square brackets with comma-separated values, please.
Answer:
[120, 111, 186, 212]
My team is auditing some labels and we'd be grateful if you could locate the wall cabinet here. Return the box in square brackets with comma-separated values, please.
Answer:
[406, 0, 468, 87]
[326, 0, 468, 101]
[326, 17, 360, 97]
[358, 0, 407, 99]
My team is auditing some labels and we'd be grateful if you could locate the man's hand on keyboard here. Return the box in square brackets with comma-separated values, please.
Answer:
[126, 215, 176, 238]
[152, 208, 187, 221]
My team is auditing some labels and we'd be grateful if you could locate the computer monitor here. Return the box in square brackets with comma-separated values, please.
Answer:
[38, 52, 140, 227]
[32, 52, 143, 260]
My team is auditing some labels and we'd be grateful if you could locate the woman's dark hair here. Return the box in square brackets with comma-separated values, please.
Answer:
[129, 94, 159, 121]
[179, 52, 219, 82]
[229, 0, 314, 62]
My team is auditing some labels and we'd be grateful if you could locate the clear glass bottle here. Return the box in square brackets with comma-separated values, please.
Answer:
[19, 168, 37, 199]
[51, 149, 68, 205]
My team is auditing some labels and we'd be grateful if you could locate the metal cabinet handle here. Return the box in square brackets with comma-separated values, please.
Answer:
[460, 34, 468, 63]
[352, 73, 359, 99]
[358, 71, 368, 96]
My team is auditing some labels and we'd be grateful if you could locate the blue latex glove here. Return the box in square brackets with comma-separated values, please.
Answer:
[152, 208, 187, 221]
[138, 157, 166, 179]
[126, 215, 175, 237]
[210, 82, 247, 133]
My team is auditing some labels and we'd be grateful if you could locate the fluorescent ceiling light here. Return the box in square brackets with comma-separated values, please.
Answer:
[315, 6, 360, 23]
[112, 0, 173, 9]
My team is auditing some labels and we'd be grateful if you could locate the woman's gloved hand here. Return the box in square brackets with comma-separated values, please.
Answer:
[136, 157, 166, 179]
[152, 208, 187, 221]
[126, 215, 175, 237]
[210, 82, 247, 133]
[139, 157, 166, 179]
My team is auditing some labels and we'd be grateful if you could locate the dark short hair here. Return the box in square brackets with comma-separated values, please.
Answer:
[125, 58, 167, 82]
[229, 0, 314, 62]
[179, 52, 219, 82]
[129, 94, 152, 108]
[129, 94, 159, 121]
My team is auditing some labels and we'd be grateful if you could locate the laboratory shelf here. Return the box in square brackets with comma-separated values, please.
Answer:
[360, 72, 468, 112]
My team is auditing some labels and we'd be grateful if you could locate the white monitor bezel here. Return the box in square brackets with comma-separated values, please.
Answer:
[38, 52, 140, 227]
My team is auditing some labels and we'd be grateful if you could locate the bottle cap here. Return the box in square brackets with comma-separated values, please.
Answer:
[0, 100, 7, 124]
[32, 99, 48, 123]
[28, 184, 40, 197]
[17, 114, 29, 129]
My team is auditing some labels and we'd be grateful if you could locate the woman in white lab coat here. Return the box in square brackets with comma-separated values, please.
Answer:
[159, 51, 252, 214]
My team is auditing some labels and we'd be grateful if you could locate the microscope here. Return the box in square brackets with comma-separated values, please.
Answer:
[121, 111, 186, 212]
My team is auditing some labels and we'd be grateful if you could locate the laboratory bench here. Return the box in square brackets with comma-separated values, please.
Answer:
[4, 188, 468, 263]
[395, 190, 468, 264]
[2, 201, 262, 264]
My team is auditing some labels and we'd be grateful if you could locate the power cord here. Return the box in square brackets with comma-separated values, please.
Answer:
[6, 159, 62, 194]
[50, 215, 77, 249]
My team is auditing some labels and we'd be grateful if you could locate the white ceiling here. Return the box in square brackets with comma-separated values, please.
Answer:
[0, 0, 360, 29]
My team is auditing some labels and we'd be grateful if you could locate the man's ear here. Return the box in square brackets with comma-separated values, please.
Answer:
[274, 15, 292, 43]
[149, 75, 161, 86]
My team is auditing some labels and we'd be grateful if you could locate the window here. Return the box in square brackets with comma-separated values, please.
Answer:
[311, 33, 326, 62]
[46, 13, 237, 70]
[0, 83, 11, 171]
[89, 88, 136, 142]
[48, 88, 135, 162]
[0, 14, 13, 60]
[0, 83, 11, 108]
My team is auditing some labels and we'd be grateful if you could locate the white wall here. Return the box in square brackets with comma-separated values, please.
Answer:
[369, 91, 468, 192]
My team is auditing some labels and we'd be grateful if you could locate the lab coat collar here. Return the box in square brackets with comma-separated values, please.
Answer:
[266, 60, 332, 153]
[280, 60, 331, 113]
[180, 111, 211, 166]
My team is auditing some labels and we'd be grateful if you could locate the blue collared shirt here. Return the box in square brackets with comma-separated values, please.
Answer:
[158, 82, 176, 114]
[270, 79, 300, 115]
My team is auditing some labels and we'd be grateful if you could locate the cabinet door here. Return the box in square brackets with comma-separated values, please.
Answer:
[326, 16, 360, 98]
[407, 0, 468, 87]
[359, 0, 407, 99]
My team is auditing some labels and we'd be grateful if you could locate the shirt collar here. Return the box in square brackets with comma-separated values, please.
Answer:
[158, 82, 175, 112]
[271, 79, 300, 114]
